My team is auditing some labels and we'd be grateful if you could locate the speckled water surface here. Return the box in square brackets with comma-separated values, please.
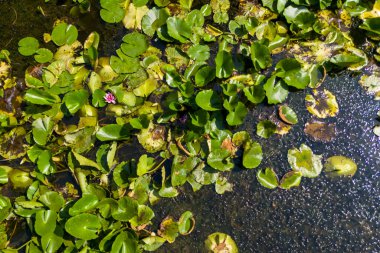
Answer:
[0, 1, 379, 252]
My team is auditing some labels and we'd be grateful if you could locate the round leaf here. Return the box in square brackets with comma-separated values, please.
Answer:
[18, 37, 39, 56]
[65, 213, 102, 240]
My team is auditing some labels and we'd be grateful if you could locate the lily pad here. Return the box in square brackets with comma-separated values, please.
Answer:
[242, 141, 263, 169]
[305, 89, 339, 118]
[257, 120, 277, 139]
[279, 171, 302, 190]
[195, 90, 222, 111]
[205, 232, 238, 253]
[256, 168, 278, 189]
[18, 37, 39, 56]
[304, 121, 336, 142]
[65, 213, 102, 240]
[279, 105, 298, 125]
[51, 22, 78, 46]
[288, 144, 323, 178]
[324, 156, 357, 177]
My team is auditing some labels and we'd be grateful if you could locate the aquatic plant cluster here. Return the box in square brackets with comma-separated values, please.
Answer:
[0, 0, 378, 252]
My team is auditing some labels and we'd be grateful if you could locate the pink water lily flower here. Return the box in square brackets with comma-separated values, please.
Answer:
[104, 92, 116, 104]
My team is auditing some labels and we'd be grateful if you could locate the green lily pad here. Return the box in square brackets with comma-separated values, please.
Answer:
[0, 196, 11, 222]
[263, 76, 289, 105]
[324, 156, 357, 177]
[136, 123, 166, 153]
[279, 171, 302, 190]
[242, 141, 263, 169]
[215, 50, 234, 78]
[279, 105, 298, 125]
[112, 196, 138, 221]
[251, 41, 271, 70]
[158, 216, 179, 243]
[32, 117, 54, 146]
[96, 124, 131, 141]
[257, 120, 276, 139]
[178, 211, 195, 235]
[18, 37, 39, 56]
[256, 168, 278, 189]
[288, 144, 322, 178]
[63, 89, 89, 115]
[65, 213, 102, 240]
[40, 226, 64, 253]
[207, 149, 234, 172]
[129, 205, 155, 227]
[35, 210, 57, 236]
[39, 191, 65, 212]
[69, 194, 99, 216]
[25, 88, 60, 105]
[142, 7, 169, 36]
[34, 48, 53, 63]
[100, 0, 125, 23]
[111, 231, 138, 253]
[167, 17, 192, 43]
[51, 22, 78, 46]
[121, 32, 148, 57]
[188, 45, 210, 62]
[205, 232, 238, 253]
[195, 90, 222, 111]
[195, 66, 216, 87]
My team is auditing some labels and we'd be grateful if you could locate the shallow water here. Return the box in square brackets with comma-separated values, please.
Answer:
[0, 1, 379, 252]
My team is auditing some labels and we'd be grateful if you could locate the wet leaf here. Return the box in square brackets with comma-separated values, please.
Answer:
[137, 123, 166, 153]
[288, 144, 322, 178]
[40, 227, 64, 253]
[275, 58, 310, 89]
[205, 232, 238, 253]
[0, 196, 11, 222]
[142, 236, 166, 251]
[65, 213, 102, 240]
[256, 168, 278, 189]
[324, 156, 357, 177]
[188, 45, 210, 62]
[37, 150, 56, 175]
[129, 205, 155, 227]
[279, 171, 302, 190]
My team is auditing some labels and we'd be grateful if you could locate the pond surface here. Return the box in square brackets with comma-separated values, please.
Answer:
[0, 0, 379, 252]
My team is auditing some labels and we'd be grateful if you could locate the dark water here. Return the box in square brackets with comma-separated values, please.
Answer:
[1, 1, 379, 252]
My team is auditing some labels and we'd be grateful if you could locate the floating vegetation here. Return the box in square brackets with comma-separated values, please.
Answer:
[304, 121, 337, 142]
[0, 0, 377, 251]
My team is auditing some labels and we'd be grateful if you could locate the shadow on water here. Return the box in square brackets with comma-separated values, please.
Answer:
[0, 0, 379, 252]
